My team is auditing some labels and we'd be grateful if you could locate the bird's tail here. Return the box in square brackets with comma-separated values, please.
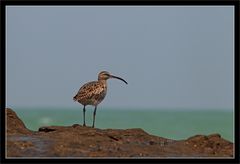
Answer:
[73, 95, 77, 101]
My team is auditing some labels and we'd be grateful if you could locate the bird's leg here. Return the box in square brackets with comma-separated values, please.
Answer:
[83, 105, 86, 126]
[92, 106, 97, 128]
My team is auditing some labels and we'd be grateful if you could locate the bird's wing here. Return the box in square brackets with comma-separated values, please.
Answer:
[74, 81, 105, 101]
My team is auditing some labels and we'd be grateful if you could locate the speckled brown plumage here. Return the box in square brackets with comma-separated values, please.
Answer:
[73, 71, 127, 128]
[73, 81, 107, 106]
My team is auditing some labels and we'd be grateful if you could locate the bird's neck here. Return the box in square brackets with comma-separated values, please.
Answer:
[98, 79, 107, 87]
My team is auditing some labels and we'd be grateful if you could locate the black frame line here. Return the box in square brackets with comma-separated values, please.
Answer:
[1, 0, 239, 163]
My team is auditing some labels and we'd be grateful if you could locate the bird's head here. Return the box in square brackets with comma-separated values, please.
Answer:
[98, 71, 128, 84]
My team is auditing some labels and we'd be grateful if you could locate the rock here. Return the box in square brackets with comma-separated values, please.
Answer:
[6, 108, 32, 135]
[6, 108, 234, 157]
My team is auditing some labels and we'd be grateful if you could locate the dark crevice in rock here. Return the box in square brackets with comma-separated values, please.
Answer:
[38, 127, 57, 133]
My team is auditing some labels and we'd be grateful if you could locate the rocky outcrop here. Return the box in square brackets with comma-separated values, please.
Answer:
[6, 108, 32, 135]
[6, 108, 234, 157]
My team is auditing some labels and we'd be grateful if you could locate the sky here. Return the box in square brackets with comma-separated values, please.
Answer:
[6, 6, 234, 110]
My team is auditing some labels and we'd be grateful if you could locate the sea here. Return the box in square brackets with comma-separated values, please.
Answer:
[13, 108, 234, 142]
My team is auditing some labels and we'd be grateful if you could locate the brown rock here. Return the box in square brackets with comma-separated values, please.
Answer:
[5, 108, 234, 158]
[6, 108, 32, 135]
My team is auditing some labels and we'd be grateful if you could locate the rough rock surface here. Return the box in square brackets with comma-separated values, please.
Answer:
[6, 108, 234, 158]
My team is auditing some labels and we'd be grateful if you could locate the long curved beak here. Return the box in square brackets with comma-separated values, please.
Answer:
[110, 75, 128, 84]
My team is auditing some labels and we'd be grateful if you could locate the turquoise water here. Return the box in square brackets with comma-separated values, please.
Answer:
[14, 108, 234, 142]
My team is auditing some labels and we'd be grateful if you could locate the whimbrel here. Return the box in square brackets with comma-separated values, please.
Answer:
[73, 71, 128, 128]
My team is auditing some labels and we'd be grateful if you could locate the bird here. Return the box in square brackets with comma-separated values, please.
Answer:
[73, 71, 128, 128]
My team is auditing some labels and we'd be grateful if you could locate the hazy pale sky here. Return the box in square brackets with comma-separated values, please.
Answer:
[6, 6, 234, 110]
